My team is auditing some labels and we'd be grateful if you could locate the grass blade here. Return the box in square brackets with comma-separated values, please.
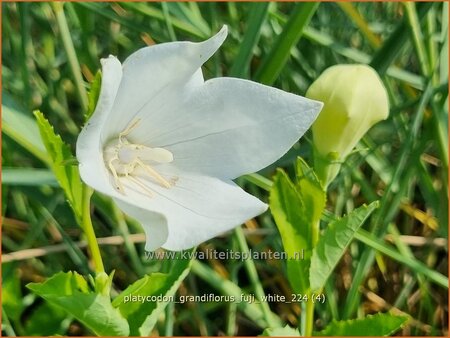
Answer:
[255, 2, 319, 85]
[370, 2, 433, 75]
[52, 2, 88, 111]
[354, 229, 448, 289]
[404, 2, 431, 77]
[229, 2, 270, 78]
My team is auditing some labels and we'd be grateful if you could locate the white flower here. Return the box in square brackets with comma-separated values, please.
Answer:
[76, 26, 323, 251]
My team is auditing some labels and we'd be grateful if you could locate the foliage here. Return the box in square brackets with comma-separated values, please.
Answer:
[111, 251, 193, 336]
[269, 158, 326, 294]
[27, 271, 130, 336]
[33, 111, 84, 222]
[309, 202, 378, 291]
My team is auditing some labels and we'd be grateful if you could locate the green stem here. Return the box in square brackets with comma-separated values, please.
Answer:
[313, 146, 342, 190]
[82, 186, 104, 273]
[304, 299, 315, 336]
[304, 219, 320, 337]
[52, 2, 88, 111]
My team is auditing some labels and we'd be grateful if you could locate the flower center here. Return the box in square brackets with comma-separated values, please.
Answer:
[103, 119, 175, 196]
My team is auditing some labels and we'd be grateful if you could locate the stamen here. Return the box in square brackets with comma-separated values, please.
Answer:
[120, 118, 141, 140]
[136, 158, 172, 188]
[127, 176, 154, 198]
[108, 158, 125, 194]
[103, 122, 175, 197]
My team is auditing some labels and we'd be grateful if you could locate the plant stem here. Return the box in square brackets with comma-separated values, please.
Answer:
[82, 186, 105, 273]
[304, 219, 320, 336]
[304, 298, 315, 336]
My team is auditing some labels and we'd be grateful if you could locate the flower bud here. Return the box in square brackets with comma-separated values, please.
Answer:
[306, 64, 389, 186]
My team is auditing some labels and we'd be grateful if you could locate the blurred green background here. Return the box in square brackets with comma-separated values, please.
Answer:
[2, 1, 448, 336]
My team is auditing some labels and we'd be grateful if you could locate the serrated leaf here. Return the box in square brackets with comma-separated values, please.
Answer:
[261, 324, 300, 336]
[270, 159, 326, 294]
[112, 251, 193, 336]
[295, 157, 326, 225]
[33, 111, 84, 221]
[85, 70, 102, 122]
[270, 169, 311, 294]
[27, 271, 129, 336]
[314, 312, 409, 336]
[28, 270, 89, 296]
[310, 201, 379, 291]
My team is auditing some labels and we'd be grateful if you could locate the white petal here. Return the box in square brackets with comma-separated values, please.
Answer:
[102, 26, 228, 141]
[138, 77, 323, 180]
[76, 56, 123, 196]
[114, 200, 168, 251]
[114, 171, 267, 251]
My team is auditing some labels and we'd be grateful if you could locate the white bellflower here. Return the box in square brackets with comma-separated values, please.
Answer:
[76, 26, 322, 251]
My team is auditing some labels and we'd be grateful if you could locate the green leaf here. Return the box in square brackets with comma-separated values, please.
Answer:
[310, 202, 378, 292]
[270, 170, 310, 294]
[270, 158, 326, 294]
[112, 251, 193, 335]
[261, 325, 300, 336]
[85, 70, 102, 122]
[33, 111, 84, 221]
[295, 157, 326, 225]
[314, 312, 409, 336]
[27, 271, 129, 336]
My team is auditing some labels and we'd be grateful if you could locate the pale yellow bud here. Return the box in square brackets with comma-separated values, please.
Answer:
[306, 64, 389, 186]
